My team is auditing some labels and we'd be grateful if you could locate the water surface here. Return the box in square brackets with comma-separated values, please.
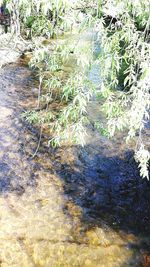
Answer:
[0, 41, 150, 267]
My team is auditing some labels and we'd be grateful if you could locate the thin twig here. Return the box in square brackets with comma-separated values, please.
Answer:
[32, 125, 43, 158]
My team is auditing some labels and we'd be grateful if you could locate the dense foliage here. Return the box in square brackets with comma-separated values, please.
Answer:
[97, 1, 150, 178]
[1, 0, 150, 178]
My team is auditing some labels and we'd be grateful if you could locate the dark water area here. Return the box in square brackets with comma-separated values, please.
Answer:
[0, 56, 150, 266]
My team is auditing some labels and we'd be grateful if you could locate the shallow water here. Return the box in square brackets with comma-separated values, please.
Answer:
[0, 45, 150, 266]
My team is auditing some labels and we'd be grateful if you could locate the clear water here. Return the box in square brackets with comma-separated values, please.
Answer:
[0, 34, 149, 266]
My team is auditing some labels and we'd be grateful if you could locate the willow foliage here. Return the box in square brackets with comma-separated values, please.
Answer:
[96, 0, 150, 178]
[26, 0, 150, 178]
[2, 0, 149, 178]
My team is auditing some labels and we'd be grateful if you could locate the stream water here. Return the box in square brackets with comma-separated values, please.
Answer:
[0, 33, 150, 267]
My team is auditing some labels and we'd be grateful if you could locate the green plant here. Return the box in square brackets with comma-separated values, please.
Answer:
[19, 0, 150, 178]
[95, 0, 150, 178]
[25, 33, 94, 147]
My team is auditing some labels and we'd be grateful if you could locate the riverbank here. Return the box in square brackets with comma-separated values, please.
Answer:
[0, 33, 32, 68]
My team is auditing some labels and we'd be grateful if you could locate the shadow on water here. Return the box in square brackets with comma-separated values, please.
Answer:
[51, 142, 150, 265]
[0, 62, 150, 266]
[56, 147, 150, 233]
